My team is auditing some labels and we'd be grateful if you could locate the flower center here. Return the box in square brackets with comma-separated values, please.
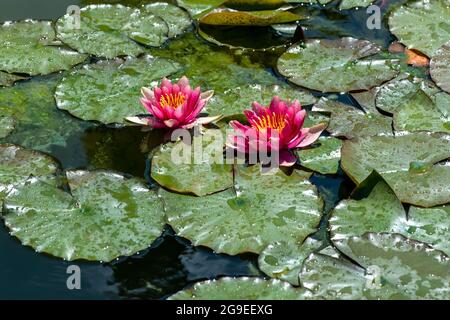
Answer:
[160, 92, 185, 109]
[251, 113, 286, 132]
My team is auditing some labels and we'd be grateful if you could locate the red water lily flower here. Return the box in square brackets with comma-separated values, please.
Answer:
[126, 76, 219, 129]
[228, 96, 327, 166]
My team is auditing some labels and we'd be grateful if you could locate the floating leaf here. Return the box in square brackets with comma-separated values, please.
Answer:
[0, 144, 60, 201]
[0, 72, 26, 87]
[169, 277, 315, 300]
[301, 233, 450, 299]
[339, 0, 374, 10]
[160, 165, 322, 255]
[0, 20, 87, 75]
[176, 0, 225, 18]
[277, 37, 399, 93]
[151, 129, 233, 196]
[0, 117, 15, 138]
[200, 8, 302, 26]
[143, 3, 192, 38]
[341, 132, 450, 207]
[258, 238, 322, 285]
[312, 97, 392, 138]
[430, 41, 450, 94]
[56, 4, 170, 59]
[295, 136, 342, 175]
[207, 83, 316, 120]
[376, 77, 450, 133]
[1, 75, 91, 152]
[55, 56, 181, 125]
[2, 170, 165, 262]
[388, 0, 450, 57]
[405, 49, 429, 67]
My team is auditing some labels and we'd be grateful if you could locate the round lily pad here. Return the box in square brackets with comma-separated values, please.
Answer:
[430, 41, 450, 94]
[388, 0, 450, 57]
[206, 83, 316, 120]
[295, 136, 342, 175]
[55, 56, 181, 125]
[258, 238, 322, 285]
[301, 233, 450, 299]
[56, 4, 169, 59]
[277, 37, 399, 93]
[199, 8, 302, 26]
[176, 0, 225, 18]
[312, 97, 392, 138]
[341, 132, 450, 207]
[143, 3, 192, 38]
[0, 144, 60, 201]
[0, 20, 87, 75]
[2, 170, 166, 262]
[151, 129, 233, 196]
[376, 77, 450, 133]
[339, 0, 374, 10]
[0, 72, 26, 87]
[0, 117, 15, 138]
[160, 165, 323, 255]
[168, 277, 315, 300]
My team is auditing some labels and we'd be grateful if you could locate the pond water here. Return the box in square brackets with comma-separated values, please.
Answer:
[0, 0, 436, 299]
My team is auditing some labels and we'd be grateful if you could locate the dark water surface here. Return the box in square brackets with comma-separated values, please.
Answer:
[0, 0, 400, 299]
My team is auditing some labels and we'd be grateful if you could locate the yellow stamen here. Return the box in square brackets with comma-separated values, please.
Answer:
[160, 92, 185, 109]
[253, 113, 286, 132]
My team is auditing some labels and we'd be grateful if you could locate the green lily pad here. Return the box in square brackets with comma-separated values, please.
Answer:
[0, 72, 26, 87]
[160, 165, 323, 255]
[55, 56, 181, 125]
[295, 136, 342, 175]
[200, 8, 302, 26]
[168, 277, 315, 300]
[0, 117, 15, 138]
[151, 129, 233, 196]
[56, 4, 170, 59]
[277, 37, 399, 93]
[143, 3, 192, 38]
[0, 144, 60, 201]
[1, 75, 91, 152]
[0, 20, 87, 75]
[339, 0, 374, 10]
[312, 97, 392, 138]
[151, 33, 284, 95]
[341, 132, 450, 207]
[176, 0, 225, 18]
[2, 170, 165, 262]
[207, 83, 316, 120]
[388, 0, 450, 57]
[430, 41, 450, 94]
[376, 77, 450, 133]
[301, 233, 450, 299]
[258, 238, 322, 285]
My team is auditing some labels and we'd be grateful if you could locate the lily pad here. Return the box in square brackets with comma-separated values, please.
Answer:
[207, 83, 316, 120]
[1, 75, 91, 152]
[376, 78, 450, 133]
[277, 37, 399, 93]
[0, 117, 15, 138]
[160, 165, 323, 255]
[388, 0, 450, 57]
[56, 4, 170, 59]
[430, 41, 450, 94]
[301, 233, 450, 299]
[151, 129, 233, 196]
[2, 170, 165, 262]
[168, 277, 315, 300]
[258, 238, 322, 285]
[200, 8, 302, 26]
[0, 20, 87, 75]
[295, 136, 342, 174]
[312, 97, 392, 138]
[55, 56, 181, 125]
[0, 144, 60, 201]
[0, 72, 26, 87]
[341, 132, 450, 207]
[176, 0, 225, 18]
[339, 0, 374, 10]
[143, 3, 192, 38]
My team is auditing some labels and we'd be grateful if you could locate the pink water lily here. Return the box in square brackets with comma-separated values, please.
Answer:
[228, 96, 327, 166]
[126, 76, 219, 129]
